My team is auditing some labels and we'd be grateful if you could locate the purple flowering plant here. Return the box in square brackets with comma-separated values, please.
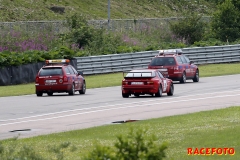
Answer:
[0, 30, 59, 52]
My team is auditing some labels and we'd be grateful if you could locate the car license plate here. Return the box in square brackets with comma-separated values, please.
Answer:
[131, 82, 143, 85]
[45, 80, 56, 83]
[159, 68, 168, 72]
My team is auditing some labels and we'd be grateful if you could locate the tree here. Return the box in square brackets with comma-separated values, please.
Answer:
[64, 13, 95, 49]
[211, 0, 240, 42]
[169, 13, 206, 45]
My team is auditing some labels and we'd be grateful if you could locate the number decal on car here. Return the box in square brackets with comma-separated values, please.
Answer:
[163, 80, 167, 92]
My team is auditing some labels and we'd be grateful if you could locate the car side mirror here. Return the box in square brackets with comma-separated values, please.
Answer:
[78, 71, 83, 76]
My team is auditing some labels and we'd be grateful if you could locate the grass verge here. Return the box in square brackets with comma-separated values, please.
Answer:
[0, 63, 240, 97]
[1, 106, 239, 159]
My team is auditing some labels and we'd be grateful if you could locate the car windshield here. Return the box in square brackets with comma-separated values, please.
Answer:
[126, 71, 154, 77]
[150, 57, 176, 66]
[39, 67, 63, 76]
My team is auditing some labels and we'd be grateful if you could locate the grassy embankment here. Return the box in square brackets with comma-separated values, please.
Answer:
[0, 0, 215, 21]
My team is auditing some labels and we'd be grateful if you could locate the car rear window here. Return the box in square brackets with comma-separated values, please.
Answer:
[150, 57, 176, 66]
[39, 67, 63, 76]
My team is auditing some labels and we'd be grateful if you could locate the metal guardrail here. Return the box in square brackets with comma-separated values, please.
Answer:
[75, 44, 240, 75]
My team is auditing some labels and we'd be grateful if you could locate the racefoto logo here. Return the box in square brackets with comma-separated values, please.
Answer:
[187, 147, 235, 156]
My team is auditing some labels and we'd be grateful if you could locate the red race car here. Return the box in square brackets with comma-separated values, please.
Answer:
[121, 69, 174, 98]
[35, 59, 86, 96]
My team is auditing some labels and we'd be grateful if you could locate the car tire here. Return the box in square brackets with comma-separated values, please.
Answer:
[180, 72, 186, 83]
[134, 94, 140, 97]
[167, 83, 174, 96]
[155, 85, 162, 97]
[122, 92, 129, 98]
[69, 83, 75, 96]
[193, 70, 199, 82]
[36, 91, 43, 97]
[47, 92, 53, 96]
[79, 81, 86, 94]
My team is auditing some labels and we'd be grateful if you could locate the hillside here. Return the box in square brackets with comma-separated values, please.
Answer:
[0, 0, 216, 22]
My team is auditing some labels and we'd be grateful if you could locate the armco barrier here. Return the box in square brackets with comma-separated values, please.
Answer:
[75, 44, 240, 75]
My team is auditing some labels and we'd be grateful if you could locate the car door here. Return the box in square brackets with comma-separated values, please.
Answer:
[69, 66, 82, 90]
[180, 55, 191, 78]
[157, 71, 168, 92]
[67, 66, 80, 90]
[183, 55, 195, 77]
[63, 66, 72, 83]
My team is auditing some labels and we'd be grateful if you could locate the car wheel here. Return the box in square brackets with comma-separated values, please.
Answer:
[167, 83, 174, 96]
[180, 72, 186, 83]
[47, 92, 53, 96]
[122, 92, 129, 98]
[79, 81, 86, 94]
[134, 94, 140, 97]
[69, 83, 75, 95]
[155, 85, 162, 97]
[36, 91, 43, 97]
[193, 70, 199, 82]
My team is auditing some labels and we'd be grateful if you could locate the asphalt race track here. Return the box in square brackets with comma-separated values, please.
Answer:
[1, 74, 240, 140]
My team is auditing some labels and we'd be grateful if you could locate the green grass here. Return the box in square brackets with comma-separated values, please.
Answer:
[1, 106, 240, 159]
[0, 0, 216, 21]
[1, 63, 240, 97]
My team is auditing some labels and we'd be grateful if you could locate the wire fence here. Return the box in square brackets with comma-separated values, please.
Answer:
[0, 16, 211, 34]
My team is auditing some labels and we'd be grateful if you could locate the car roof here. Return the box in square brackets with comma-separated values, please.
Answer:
[42, 64, 69, 68]
[155, 54, 178, 57]
[156, 49, 183, 57]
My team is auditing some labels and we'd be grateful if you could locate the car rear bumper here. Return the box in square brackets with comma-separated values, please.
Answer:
[35, 84, 71, 93]
[168, 72, 182, 81]
[122, 86, 158, 94]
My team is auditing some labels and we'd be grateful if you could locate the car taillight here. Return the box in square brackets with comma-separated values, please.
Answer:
[174, 66, 179, 70]
[63, 76, 68, 82]
[122, 81, 128, 85]
[147, 81, 154, 85]
[35, 77, 39, 83]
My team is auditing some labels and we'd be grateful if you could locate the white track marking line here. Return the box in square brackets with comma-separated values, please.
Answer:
[1, 88, 240, 122]
[1, 93, 240, 126]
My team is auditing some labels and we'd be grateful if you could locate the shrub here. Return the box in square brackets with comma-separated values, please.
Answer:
[84, 128, 168, 160]
[64, 13, 95, 49]
[169, 13, 206, 45]
[0, 138, 77, 160]
[0, 46, 77, 67]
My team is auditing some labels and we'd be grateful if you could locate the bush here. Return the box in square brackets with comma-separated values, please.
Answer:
[169, 13, 206, 45]
[0, 46, 77, 68]
[0, 138, 77, 160]
[63, 13, 96, 49]
[192, 39, 225, 47]
[84, 128, 168, 160]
